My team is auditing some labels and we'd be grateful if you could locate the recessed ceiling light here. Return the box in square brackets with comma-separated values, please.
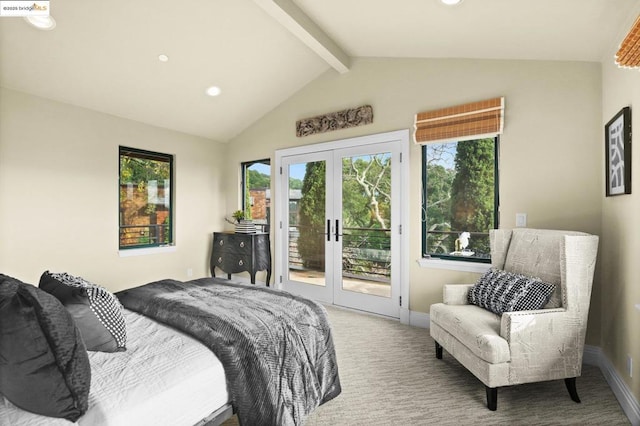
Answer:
[440, 0, 463, 5]
[205, 86, 222, 97]
[24, 15, 56, 30]
[158, 54, 169, 62]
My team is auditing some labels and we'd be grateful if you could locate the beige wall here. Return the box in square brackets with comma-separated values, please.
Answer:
[225, 57, 603, 344]
[601, 54, 640, 400]
[0, 88, 227, 292]
[0, 57, 608, 351]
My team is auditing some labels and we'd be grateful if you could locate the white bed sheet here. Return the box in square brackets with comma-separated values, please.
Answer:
[0, 309, 228, 426]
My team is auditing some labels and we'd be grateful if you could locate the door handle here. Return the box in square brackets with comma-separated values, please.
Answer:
[335, 219, 340, 242]
[326, 219, 331, 241]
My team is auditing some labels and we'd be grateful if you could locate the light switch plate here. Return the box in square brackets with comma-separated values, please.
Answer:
[515, 213, 527, 227]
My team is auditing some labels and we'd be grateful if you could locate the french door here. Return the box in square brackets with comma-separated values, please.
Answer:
[276, 132, 406, 318]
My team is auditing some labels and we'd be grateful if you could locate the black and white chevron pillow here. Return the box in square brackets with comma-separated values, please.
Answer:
[40, 271, 126, 352]
[468, 268, 555, 315]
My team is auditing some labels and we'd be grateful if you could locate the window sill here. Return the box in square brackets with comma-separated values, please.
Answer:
[417, 257, 491, 273]
[118, 245, 176, 257]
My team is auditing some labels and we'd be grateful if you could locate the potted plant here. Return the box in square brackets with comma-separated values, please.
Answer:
[232, 210, 245, 223]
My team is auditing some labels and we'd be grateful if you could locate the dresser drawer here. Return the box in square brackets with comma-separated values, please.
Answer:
[214, 234, 251, 256]
[214, 255, 248, 274]
[213, 236, 248, 273]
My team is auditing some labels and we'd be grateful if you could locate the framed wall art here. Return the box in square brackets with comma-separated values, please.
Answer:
[605, 106, 632, 196]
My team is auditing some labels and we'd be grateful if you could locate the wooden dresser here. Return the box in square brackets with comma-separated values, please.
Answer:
[210, 232, 271, 286]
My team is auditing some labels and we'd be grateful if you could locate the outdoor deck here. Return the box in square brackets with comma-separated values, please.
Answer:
[289, 269, 391, 298]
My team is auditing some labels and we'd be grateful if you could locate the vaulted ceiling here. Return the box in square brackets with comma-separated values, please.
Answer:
[1, 0, 637, 142]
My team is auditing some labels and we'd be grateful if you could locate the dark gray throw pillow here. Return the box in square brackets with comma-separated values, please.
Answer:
[39, 271, 126, 352]
[468, 268, 556, 315]
[0, 274, 91, 421]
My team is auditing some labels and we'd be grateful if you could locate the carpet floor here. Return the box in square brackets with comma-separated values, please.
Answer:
[223, 304, 630, 425]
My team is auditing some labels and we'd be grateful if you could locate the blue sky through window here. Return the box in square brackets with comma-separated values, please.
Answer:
[289, 163, 306, 181]
[426, 142, 457, 170]
[248, 162, 270, 175]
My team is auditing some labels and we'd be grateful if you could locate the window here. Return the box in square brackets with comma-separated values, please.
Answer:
[422, 137, 498, 263]
[241, 159, 271, 232]
[119, 147, 173, 249]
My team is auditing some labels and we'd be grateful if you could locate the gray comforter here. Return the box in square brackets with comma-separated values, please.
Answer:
[117, 278, 341, 426]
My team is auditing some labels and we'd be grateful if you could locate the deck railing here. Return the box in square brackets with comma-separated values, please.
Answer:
[288, 225, 391, 282]
[119, 224, 170, 248]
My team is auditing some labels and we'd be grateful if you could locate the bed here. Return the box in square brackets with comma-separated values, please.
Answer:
[0, 309, 231, 426]
[0, 274, 341, 426]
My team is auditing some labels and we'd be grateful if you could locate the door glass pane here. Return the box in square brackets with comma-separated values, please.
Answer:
[242, 160, 270, 233]
[288, 161, 326, 286]
[341, 153, 392, 298]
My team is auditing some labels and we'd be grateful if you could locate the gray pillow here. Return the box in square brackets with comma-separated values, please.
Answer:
[468, 268, 556, 315]
[39, 271, 126, 352]
[0, 274, 91, 421]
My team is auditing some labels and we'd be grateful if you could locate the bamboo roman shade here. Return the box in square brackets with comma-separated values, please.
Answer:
[616, 15, 640, 68]
[413, 97, 504, 144]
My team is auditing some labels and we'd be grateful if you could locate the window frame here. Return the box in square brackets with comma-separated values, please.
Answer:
[241, 158, 271, 232]
[421, 137, 500, 264]
[118, 146, 174, 250]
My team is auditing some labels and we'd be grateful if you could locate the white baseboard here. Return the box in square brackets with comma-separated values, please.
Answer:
[410, 307, 639, 425]
[409, 310, 430, 328]
[591, 346, 640, 426]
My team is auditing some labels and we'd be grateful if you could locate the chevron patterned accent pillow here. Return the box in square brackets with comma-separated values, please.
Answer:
[40, 271, 126, 352]
[468, 268, 555, 315]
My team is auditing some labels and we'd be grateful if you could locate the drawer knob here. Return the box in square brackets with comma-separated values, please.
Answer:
[217, 257, 222, 263]
[240, 241, 245, 248]
[238, 259, 244, 266]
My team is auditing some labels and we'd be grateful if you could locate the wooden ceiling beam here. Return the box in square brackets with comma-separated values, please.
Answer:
[252, 0, 351, 73]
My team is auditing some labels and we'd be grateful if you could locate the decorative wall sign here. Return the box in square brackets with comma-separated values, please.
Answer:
[296, 105, 373, 137]
[605, 106, 632, 196]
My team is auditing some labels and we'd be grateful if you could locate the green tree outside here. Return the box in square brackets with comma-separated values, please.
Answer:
[449, 138, 495, 255]
[120, 156, 170, 194]
[289, 177, 303, 189]
[425, 162, 455, 253]
[244, 170, 252, 219]
[341, 155, 391, 230]
[297, 161, 326, 269]
[119, 153, 171, 247]
[296, 154, 392, 272]
[424, 139, 495, 256]
[246, 169, 270, 189]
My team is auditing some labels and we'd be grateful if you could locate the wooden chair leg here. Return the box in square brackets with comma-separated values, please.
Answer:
[485, 386, 497, 411]
[435, 342, 443, 359]
[565, 377, 581, 403]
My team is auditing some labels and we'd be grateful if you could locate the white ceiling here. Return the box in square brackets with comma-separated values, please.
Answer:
[1, 0, 637, 142]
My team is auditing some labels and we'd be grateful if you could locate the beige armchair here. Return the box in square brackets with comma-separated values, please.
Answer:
[429, 228, 599, 410]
